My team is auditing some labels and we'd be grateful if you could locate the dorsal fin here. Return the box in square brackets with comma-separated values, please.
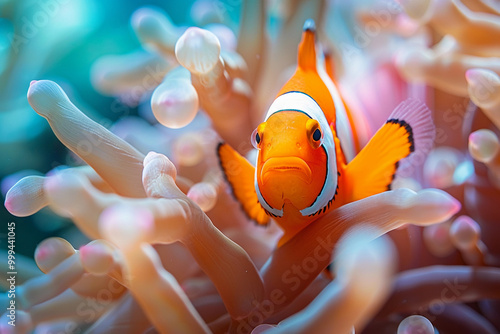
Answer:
[298, 19, 317, 71]
[276, 19, 336, 125]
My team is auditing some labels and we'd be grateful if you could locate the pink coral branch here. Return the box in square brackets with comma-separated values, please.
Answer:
[401, 0, 500, 56]
[28, 290, 108, 328]
[236, 0, 266, 88]
[432, 303, 498, 334]
[2, 237, 125, 316]
[91, 51, 172, 99]
[131, 6, 181, 59]
[27, 80, 146, 198]
[396, 47, 500, 97]
[151, 66, 199, 129]
[468, 128, 500, 185]
[85, 293, 152, 334]
[397, 315, 435, 334]
[4, 176, 47, 217]
[176, 27, 253, 151]
[16, 253, 84, 310]
[377, 265, 500, 317]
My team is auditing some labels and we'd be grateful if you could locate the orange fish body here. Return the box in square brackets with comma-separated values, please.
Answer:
[218, 20, 434, 246]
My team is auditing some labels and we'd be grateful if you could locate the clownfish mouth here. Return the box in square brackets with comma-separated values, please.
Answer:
[261, 157, 313, 185]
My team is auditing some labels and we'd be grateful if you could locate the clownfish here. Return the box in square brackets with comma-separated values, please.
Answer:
[217, 20, 435, 246]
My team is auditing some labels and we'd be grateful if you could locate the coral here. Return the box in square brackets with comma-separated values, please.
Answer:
[1, 0, 500, 333]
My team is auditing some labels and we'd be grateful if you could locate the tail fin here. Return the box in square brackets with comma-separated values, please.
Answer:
[343, 99, 435, 202]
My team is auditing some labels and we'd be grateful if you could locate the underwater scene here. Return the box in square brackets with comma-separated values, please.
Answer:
[1, 0, 500, 333]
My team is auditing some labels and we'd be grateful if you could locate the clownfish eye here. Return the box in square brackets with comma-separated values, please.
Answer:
[312, 128, 321, 141]
[251, 127, 262, 149]
[251, 123, 266, 149]
[306, 119, 323, 149]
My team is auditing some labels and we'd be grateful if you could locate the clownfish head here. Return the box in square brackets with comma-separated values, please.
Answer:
[252, 91, 338, 218]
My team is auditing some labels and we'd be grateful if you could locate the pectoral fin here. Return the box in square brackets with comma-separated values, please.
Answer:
[217, 143, 270, 225]
[344, 99, 434, 201]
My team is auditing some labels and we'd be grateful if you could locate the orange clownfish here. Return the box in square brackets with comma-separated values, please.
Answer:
[217, 20, 435, 246]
